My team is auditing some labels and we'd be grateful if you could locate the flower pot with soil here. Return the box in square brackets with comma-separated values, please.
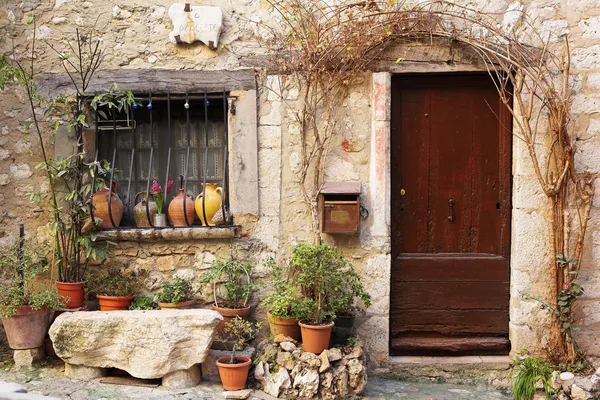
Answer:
[202, 259, 254, 337]
[157, 277, 195, 309]
[215, 316, 259, 391]
[87, 265, 147, 311]
[0, 234, 63, 349]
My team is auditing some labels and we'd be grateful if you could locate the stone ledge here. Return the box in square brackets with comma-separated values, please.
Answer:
[96, 227, 238, 242]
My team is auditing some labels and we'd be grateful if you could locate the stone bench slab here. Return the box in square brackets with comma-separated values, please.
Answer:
[49, 309, 222, 380]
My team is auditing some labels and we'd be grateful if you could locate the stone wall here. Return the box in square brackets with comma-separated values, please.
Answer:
[1, 0, 600, 380]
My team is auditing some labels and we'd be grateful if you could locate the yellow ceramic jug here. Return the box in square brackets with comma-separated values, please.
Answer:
[195, 183, 223, 226]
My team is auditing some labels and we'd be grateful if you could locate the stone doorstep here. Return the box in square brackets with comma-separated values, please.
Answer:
[201, 347, 257, 382]
[388, 355, 511, 369]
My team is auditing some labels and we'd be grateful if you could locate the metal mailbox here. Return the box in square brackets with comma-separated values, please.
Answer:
[320, 181, 361, 234]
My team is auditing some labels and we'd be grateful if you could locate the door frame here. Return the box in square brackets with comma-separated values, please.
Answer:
[388, 73, 513, 356]
[365, 71, 522, 365]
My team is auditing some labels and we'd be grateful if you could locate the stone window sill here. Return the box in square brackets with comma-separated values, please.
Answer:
[96, 227, 238, 242]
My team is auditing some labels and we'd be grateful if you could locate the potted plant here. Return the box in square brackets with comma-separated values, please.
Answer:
[87, 265, 147, 311]
[291, 242, 348, 354]
[216, 316, 260, 391]
[35, 154, 113, 309]
[151, 179, 174, 227]
[328, 261, 371, 345]
[263, 258, 308, 341]
[157, 277, 195, 309]
[203, 259, 254, 335]
[129, 295, 155, 310]
[0, 235, 63, 350]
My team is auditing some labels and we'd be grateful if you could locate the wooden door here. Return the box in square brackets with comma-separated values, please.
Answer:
[390, 75, 512, 356]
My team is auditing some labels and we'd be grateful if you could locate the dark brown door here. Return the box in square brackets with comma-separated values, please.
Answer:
[390, 75, 511, 356]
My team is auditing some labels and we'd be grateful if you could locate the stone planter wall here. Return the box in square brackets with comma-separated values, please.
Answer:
[253, 336, 367, 399]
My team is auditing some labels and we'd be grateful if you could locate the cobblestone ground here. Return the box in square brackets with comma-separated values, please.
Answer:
[0, 360, 513, 399]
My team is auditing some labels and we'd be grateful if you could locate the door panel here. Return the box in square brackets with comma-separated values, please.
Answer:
[390, 75, 512, 356]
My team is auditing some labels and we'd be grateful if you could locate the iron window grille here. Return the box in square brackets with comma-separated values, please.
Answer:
[91, 91, 233, 229]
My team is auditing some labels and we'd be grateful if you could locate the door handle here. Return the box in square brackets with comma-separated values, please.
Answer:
[447, 198, 454, 222]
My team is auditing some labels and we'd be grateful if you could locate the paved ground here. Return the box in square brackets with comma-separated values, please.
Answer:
[0, 360, 513, 399]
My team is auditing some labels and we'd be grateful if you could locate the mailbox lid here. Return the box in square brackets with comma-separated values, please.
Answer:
[320, 181, 361, 195]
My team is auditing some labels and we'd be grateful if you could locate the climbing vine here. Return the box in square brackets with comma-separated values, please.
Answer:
[258, 0, 595, 366]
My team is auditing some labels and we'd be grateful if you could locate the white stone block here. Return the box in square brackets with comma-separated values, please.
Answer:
[168, 4, 222, 48]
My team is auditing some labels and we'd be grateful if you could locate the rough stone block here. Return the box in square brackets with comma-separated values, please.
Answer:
[65, 363, 106, 380]
[161, 365, 201, 389]
[13, 347, 44, 369]
[201, 346, 256, 381]
[49, 309, 222, 379]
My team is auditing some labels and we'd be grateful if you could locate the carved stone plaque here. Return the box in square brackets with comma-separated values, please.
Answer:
[168, 3, 223, 49]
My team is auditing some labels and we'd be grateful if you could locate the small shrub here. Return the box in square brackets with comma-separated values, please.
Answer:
[129, 295, 154, 310]
[0, 237, 64, 317]
[202, 259, 254, 309]
[87, 265, 147, 297]
[221, 316, 261, 364]
[157, 277, 193, 304]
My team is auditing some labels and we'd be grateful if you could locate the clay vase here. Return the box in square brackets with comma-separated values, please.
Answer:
[55, 281, 85, 308]
[1, 306, 51, 349]
[92, 182, 124, 229]
[216, 356, 251, 391]
[133, 192, 158, 228]
[267, 312, 301, 342]
[195, 183, 223, 226]
[168, 189, 195, 227]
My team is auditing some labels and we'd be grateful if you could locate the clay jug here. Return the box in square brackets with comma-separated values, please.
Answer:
[133, 192, 158, 228]
[195, 183, 223, 226]
[91, 182, 124, 229]
[168, 189, 195, 227]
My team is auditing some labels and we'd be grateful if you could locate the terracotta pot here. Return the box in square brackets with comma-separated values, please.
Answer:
[56, 281, 85, 308]
[1, 306, 51, 349]
[216, 356, 251, 391]
[195, 183, 223, 226]
[158, 300, 195, 309]
[169, 189, 195, 227]
[299, 321, 334, 354]
[267, 312, 301, 341]
[212, 304, 251, 336]
[96, 295, 134, 311]
[92, 184, 124, 229]
[133, 192, 158, 227]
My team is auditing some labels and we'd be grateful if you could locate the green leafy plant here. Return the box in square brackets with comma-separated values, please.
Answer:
[203, 259, 254, 309]
[346, 336, 358, 347]
[90, 83, 138, 120]
[86, 265, 147, 297]
[327, 263, 371, 316]
[263, 258, 310, 321]
[157, 277, 194, 304]
[221, 316, 260, 364]
[512, 356, 554, 400]
[290, 242, 349, 325]
[129, 295, 155, 310]
[0, 237, 64, 317]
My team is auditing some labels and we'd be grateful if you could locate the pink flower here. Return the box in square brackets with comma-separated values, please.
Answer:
[167, 180, 174, 193]
[563, 283, 570, 290]
[151, 180, 161, 194]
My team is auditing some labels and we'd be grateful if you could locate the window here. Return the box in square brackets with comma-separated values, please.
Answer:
[95, 92, 231, 228]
